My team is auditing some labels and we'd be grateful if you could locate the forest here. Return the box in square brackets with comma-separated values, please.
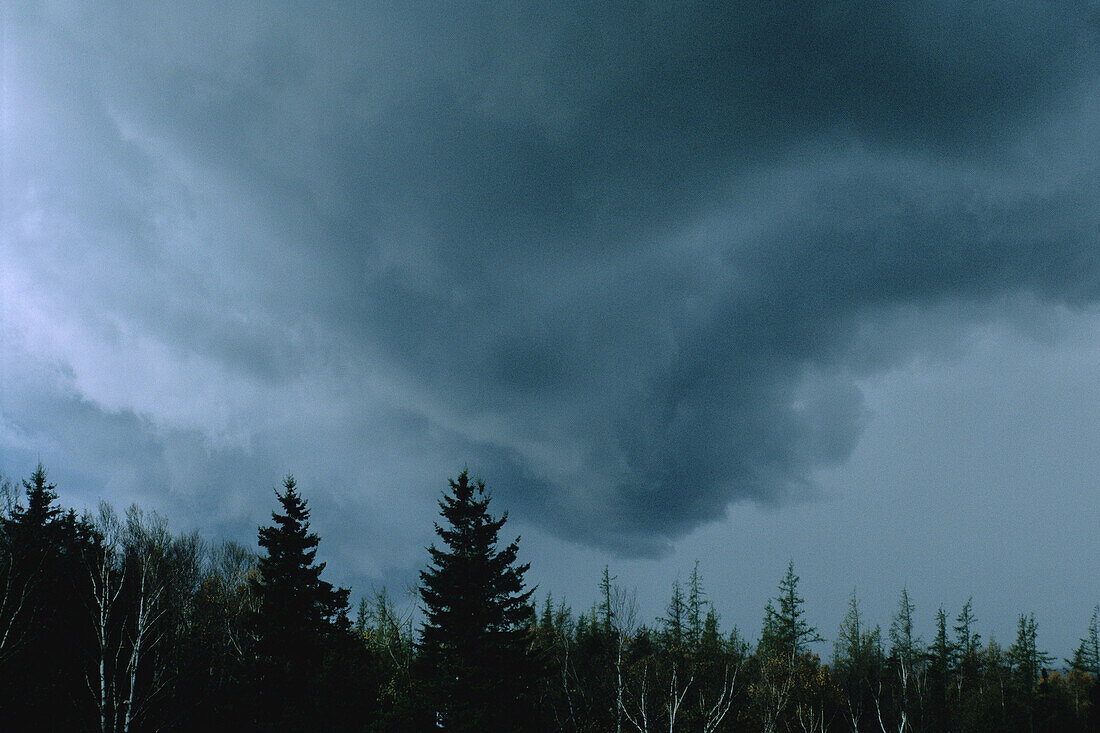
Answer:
[0, 463, 1096, 732]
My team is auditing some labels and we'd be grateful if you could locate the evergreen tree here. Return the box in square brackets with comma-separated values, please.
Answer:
[16, 463, 62, 528]
[760, 561, 822, 664]
[686, 561, 705, 649]
[887, 588, 924, 730]
[0, 464, 96, 730]
[661, 578, 687, 652]
[888, 588, 921, 668]
[834, 592, 884, 730]
[755, 562, 823, 732]
[927, 606, 954, 728]
[598, 564, 616, 638]
[1008, 613, 1051, 688]
[251, 475, 350, 731]
[419, 470, 535, 731]
[1069, 605, 1099, 677]
[953, 598, 982, 693]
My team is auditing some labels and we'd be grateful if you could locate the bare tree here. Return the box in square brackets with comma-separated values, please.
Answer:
[0, 474, 18, 518]
[208, 540, 260, 663]
[756, 652, 795, 733]
[698, 656, 744, 733]
[621, 659, 651, 733]
[882, 588, 925, 732]
[664, 665, 693, 732]
[612, 584, 639, 733]
[0, 473, 39, 663]
[85, 504, 177, 733]
[86, 503, 126, 733]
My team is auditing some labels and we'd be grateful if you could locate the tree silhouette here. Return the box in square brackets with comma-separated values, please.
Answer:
[252, 475, 349, 731]
[419, 470, 535, 731]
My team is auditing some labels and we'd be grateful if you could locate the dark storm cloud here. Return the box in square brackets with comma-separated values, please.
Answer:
[4, 1, 1100, 556]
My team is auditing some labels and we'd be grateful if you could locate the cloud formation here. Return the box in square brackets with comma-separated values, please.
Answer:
[3, 2, 1100, 561]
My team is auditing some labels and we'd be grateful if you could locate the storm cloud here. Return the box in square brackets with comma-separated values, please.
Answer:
[4, 0, 1100, 565]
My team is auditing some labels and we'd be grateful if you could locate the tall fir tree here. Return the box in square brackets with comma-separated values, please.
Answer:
[1008, 613, 1051, 688]
[888, 588, 924, 730]
[419, 470, 535, 731]
[834, 592, 884, 731]
[0, 464, 95, 730]
[953, 597, 982, 701]
[251, 475, 350, 732]
[927, 606, 954, 728]
[760, 561, 822, 664]
[1070, 605, 1100, 677]
[661, 578, 687, 652]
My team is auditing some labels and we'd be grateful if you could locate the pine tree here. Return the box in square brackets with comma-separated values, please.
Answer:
[927, 606, 954, 729]
[16, 463, 62, 529]
[0, 464, 95, 730]
[834, 592, 884, 731]
[251, 475, 350, 731]
[888, 588, 924, 730]
[598, 564, 616, 638]
[888, 588, 921, 668]
[686, 561, 705, 650]
[419, 470, 535, 731]
[760, 561, 822, 665]
[661, 578, 687, 652]
[254, 475, 349, 644]
[953, 598, 982, 694]
[1008, 613, 1051, 688]
[1069, 605, 1099, 677]
[953, 598, 981, 662]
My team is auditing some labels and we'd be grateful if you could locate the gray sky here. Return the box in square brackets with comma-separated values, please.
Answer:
[2, 1, 1098, 656]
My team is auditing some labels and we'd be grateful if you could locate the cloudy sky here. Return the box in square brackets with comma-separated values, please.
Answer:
[3, 2, 1099, 654]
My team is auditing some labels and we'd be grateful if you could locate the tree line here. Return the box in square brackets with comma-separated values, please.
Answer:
[0, 463, 1096, 732]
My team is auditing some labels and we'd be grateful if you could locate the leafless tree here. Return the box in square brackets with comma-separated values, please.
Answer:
[698, 658, 744, 733]
[0, 473, 39, 663]
[87, 502, 126, 733]
[756, 653, 795, 733]
[621, 660, 650, 733]
[612, 585, 639, 733]
[86, 504, 176, 733]
[664, 665, 693, 732]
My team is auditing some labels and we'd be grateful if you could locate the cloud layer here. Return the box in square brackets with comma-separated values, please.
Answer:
[3, 2, 1100, 562]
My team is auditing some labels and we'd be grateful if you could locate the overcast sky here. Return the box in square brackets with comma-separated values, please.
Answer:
[3, 1, 1099, 656]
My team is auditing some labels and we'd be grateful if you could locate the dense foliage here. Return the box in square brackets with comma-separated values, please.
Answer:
[0, 464, 1096, 732]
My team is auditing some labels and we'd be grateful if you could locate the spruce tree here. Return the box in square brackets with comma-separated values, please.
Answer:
[17, 463, 62, 529]
[0, 464, 95, 730]
[686, 561, 705, 649]
[1070, 605, 1100, 677]
[953, 597, 982, 698]
[760, 561, 822, 664]
[661, 578, 687, 652]
[927, 606, 954, 728]
[1008, 613, 1051, 688]
[251, 475, 350, 731]
[254, 475, 349, 643]
[888, 588, 924, 730]
[419, 470, 535, 731]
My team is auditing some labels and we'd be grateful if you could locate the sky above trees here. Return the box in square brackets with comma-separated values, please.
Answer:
[2, 2, 1099, 655]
